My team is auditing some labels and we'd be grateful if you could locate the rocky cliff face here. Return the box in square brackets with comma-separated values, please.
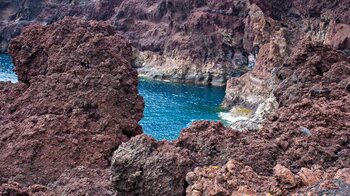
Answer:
[0, 16, 143, 193]
[0, 0, 257, 85]
[222, 0, 350, 129]
[111, 42, 350, 195]
[1, 1, 349, 86]
[0, 1, 349, 195]
[115, 0, 255, 86]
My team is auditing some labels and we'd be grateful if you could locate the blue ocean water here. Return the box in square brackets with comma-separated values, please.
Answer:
[0, 54, 225, 140]
[139, 78, 225, 140]
[0, 54, 18, 83]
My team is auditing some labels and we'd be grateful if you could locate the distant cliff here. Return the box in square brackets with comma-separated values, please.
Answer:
[3, 0, 348, 86]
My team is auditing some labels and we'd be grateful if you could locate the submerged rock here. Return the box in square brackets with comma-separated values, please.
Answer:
[0, 17, 143, 188]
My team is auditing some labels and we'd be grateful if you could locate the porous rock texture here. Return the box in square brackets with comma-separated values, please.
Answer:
[112, 42, 350, 195]
[0, 16, 143, 193]
[222, 0, 350, 128]
[260, 42, 350, 173]
[111, 121, 278, 195]
[111, 135, 193, 195]
[1, 1, 350, 195]
[186, 160, 350, 195]
[0, 167, 113, 196]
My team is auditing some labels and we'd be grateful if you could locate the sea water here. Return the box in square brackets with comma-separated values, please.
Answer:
[0, 54, 226, 140]
[0, 54, 18, 83]
[139, 78, 225, 140]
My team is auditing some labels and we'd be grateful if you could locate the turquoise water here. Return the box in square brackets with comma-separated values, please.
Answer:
[0, 54, 18, 83]
[139, 78, 225, 140]
[0, 54, 225, 140]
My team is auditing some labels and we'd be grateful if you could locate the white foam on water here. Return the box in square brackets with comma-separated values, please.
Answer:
[219, 112, 248, 124]
[0, 73, 18, 83]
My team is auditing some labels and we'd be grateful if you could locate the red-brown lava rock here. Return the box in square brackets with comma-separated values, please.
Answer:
[261, 42, 350, 173]
[1, 1, 350, 195]
[111, 43, 350, 195]
[0, 17, 144, 187]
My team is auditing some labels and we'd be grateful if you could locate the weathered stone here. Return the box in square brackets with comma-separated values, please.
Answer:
[298, 168, 322, 186]
[186, 160, 350, 196]
[111, 135, 193, 195]
[111, 43, 350, 195]
[274, 164, 297, 188]
[0, 17, 143, 187]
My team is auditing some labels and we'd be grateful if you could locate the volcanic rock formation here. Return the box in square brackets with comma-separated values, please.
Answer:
[1, 0, 349, 86]
[0, 1, 350, 195]
[222, 0, 350, 128]
[0, 0, 255, 85]
[0, 16, 143, 192]
[111, 42, 350, 195]
[186, 160, 350, 195]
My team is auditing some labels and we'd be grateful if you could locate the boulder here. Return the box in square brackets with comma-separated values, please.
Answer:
[0, 17, 144, 186]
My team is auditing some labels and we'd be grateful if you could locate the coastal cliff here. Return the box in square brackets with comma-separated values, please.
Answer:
[111, 42, 350, 195]
[0, 0, 256, 85]
[0, 1, 349, 195]
[1, 1, 349, 87]
[221, 0, 350, 129]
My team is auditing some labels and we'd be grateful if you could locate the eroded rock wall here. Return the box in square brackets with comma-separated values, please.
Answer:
[222, 0, 350, 129]
[111, 42, 350, 195]
[2, 1, 349, 86]
[1, 0, 252, 85]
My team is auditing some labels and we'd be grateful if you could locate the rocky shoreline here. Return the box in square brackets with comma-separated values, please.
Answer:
[0, 0, 349, 195]
[1, 1, 349, 87]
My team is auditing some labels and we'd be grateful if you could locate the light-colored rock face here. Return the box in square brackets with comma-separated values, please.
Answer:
[274, 164, 298, 188]
[221, 38, 284, 130]
[298, 167, 323, 186]
[134, 50, 231, 86]
[325, 22, 350, 51]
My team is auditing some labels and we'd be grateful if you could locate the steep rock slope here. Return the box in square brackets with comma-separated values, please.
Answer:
[111, 43, 350, 195]
[2, 1, 349, 86]
[114, 0, 255, 85]
[0, 0, 256, 85]
[222, 0, 350, 128]
[0, 17, 143, 189]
